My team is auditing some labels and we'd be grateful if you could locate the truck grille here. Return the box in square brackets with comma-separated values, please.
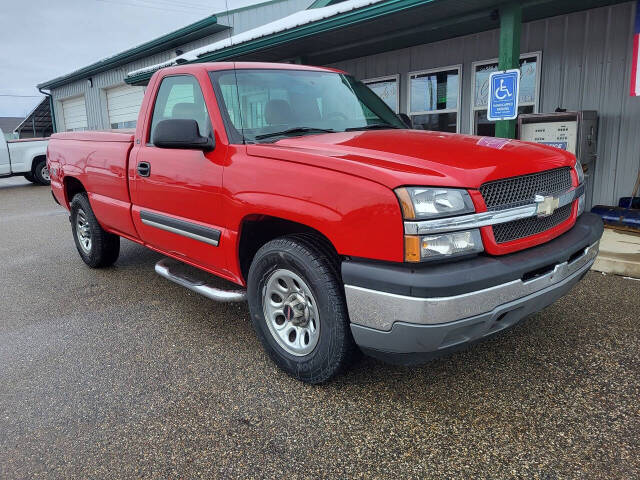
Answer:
[492, 204, 572, 243]
[480, 167, 572, 210]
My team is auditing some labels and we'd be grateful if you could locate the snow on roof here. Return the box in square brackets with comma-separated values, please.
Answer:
[127, 0, 385, 78]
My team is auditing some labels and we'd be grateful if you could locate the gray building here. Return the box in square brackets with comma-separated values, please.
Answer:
[38, 0, 640, 207]
[38, 0, 314, 133]
[0, 117, 22, 140]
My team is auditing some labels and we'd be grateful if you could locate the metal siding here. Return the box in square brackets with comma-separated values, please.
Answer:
[329, 1, 640, 206]
[49, 0, 639, 205]
[49, 0, 313, 131]
[218, 0, 314, 33]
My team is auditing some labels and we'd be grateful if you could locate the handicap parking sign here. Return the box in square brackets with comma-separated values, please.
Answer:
[487, 69, 520, 121]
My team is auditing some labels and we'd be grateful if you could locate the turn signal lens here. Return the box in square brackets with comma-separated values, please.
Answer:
[404, 235, 421, 263]
[404, 229, 483, 262]
[396, 187, 416, 219]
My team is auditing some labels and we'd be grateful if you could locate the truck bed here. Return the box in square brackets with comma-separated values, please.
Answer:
[48, 129, 137, 238]
[51, 129, 135, 143]
[7, 137, 49, 143]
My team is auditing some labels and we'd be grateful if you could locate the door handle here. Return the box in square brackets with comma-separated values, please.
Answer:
[137, 162, 150, 177]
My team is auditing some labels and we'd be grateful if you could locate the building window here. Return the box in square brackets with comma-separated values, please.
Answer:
[110, 120, 137, 129]
[471, 52, 541, 136]
[362, 75, 399, 113]
[408, 65, 461, 133]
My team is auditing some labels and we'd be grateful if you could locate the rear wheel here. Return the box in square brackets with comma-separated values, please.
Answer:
[70, 193, 120, 268]
[247, 235, 354, 384]
[32, 158, 50, 185]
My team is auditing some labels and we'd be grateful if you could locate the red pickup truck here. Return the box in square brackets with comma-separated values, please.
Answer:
[48, 62, 603, 383]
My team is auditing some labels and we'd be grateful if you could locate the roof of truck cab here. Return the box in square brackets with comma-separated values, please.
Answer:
[154, 62, 346, 76]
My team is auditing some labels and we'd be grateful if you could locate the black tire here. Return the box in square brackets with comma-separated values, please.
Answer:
[23, 172, 36, 183]
[32, 158, 50, 186]
[247, 234, 354, 384]
[70, 193, 120, 268]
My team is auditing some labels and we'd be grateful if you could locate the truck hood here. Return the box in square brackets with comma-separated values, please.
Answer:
[245, 129, 575, 189]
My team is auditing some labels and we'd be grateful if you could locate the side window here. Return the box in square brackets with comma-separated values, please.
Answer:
[149, 75, 210, 143]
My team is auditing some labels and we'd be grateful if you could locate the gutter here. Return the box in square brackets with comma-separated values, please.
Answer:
[38, 87, 57, 134]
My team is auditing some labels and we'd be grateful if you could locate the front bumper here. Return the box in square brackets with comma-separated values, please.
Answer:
[343, 212, 604, 364]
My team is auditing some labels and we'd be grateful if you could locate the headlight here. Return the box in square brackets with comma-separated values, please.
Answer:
[574, 159, 584, 185]
[395, 187, 474, 220]
[404, 229, 484, 262]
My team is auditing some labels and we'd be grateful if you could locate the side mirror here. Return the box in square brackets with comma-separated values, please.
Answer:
[152, 119, 214, 151]
[397, 113, 413, 129]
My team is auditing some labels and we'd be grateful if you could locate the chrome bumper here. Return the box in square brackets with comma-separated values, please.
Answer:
[345, 241, 599, 332]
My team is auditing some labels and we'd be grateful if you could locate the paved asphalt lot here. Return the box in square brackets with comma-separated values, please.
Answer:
[1, 177, 639, 479]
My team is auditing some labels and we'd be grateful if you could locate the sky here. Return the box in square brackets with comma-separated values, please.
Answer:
[0, 0, 261, 117]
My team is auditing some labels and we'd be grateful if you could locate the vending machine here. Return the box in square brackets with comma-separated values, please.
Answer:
[518, 111, 598, 207]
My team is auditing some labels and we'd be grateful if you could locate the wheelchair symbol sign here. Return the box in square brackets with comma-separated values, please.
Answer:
[487, 69, 520, 121]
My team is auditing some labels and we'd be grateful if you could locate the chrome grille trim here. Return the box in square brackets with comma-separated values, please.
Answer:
[404, 184, 583, 235]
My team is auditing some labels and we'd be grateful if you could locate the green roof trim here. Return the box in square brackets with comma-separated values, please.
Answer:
[38, 15, 228, 90]
[308, 0, 345, 8]
[126, 0, 432, 85]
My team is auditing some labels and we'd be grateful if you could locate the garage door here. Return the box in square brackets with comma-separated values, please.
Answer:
[106, 84, 144, 129]
[61, 96, 88, 131]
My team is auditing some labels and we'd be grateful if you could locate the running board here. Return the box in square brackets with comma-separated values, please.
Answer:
[155, 258, 246, 303]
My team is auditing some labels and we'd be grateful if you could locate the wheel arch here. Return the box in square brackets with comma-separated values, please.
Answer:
[30, 154, 46, 173]
[236, 214, 339, 283]
[62, 176, 87, 208]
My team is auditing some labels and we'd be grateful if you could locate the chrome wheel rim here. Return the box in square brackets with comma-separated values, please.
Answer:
[262, 269, 320, 356]
[41, 165, 50, 182]
[75, 208, 92, 254]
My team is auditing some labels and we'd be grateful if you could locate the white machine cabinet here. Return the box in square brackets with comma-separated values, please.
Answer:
[518, 111, 599, 206]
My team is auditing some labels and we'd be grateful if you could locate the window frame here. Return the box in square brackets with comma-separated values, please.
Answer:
[209, 68, 404, 144]
[407, 64, 462, 133]
[470, 51, 542, 134]
[147, 73, 210, 145]
[361, 74, 400, 113]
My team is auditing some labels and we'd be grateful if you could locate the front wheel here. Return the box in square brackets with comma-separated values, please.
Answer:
[247, 235, 354, 384]
[23, 172, 37, 184]
[70, 193, 120, 268]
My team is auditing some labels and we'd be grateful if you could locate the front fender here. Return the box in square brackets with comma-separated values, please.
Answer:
[224, 153, 404, 263]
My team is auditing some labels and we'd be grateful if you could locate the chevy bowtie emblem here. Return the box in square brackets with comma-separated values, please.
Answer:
[534, 194, 559, 217]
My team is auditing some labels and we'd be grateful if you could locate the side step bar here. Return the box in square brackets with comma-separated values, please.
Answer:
[155, 258, 246, 303]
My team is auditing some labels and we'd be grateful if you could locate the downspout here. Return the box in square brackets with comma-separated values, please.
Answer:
[38, 87, 57, 134]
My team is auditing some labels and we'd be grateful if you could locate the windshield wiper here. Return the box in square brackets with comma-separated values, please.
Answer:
[254, 127, 336, 140]
[345, 123, 401, 131]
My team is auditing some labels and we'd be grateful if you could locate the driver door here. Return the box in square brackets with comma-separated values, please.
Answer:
[130, 74, 228, 273]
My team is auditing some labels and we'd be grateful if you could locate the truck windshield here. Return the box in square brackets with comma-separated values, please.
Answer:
[209, 69, 405, 143]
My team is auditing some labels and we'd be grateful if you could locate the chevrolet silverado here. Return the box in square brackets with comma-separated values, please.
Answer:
[48, 63, 603, 383]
